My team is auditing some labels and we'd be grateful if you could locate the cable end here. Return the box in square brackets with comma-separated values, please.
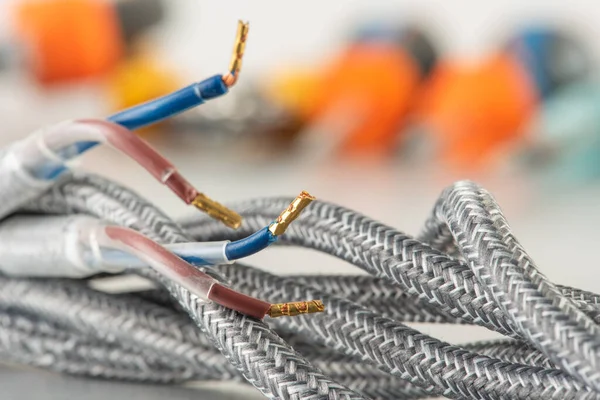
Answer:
[223, 20, 250, 87]
[192, 193, 242, 230]
[267, 300, 325, 318]
[269, 191, 315, 236]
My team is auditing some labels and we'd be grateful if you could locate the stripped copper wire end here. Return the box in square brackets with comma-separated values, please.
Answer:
[267, 300, 325, 318]
[192, 193, 242, 230]
[222, 20, 250, 87]
[269, 191, 315, 236]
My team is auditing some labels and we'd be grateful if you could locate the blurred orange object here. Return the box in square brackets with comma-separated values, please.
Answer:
[265, 69, 321, 121]
[419, 54, 538, 169]
[309, 42, 422, 156]
[260, 25, 437, 157]
[15, 0, 123, 83]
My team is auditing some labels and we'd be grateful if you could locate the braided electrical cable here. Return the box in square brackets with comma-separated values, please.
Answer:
[0, 274, 565, 399]
[222, 263, 596, 399]
[0, 275, 412, 384]
[0, 288, 397, 386]
[183, 198, 600, 338]
[293, 275, 465, 323]
[428, 181, 600, 389]
[4, 172, 600, 398]
[183, 201, 520, 337]
[0, 309, 198, 383]
[0, 277, 237, 379]
[461, 340, 556, 369]
[0, 309, 429, 400]
[22, 172, 368, 400]
[0, 279, 570, 394]
[0, 266, 586, 399]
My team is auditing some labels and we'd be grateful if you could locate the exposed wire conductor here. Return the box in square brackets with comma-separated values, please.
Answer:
[269, 191, 315, 236]
[267, 300, 325, 318]
[192, 193, 242, 230]
[223, 20, 250, 87]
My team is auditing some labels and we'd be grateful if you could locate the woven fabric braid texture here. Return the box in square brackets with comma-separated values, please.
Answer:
[0, 172, 597, 398]
[20, 173, 366, 400]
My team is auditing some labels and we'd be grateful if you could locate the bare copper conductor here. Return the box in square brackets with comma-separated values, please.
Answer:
[269, 191, 315, 236]
[192, 193, 242, 230]
[223, 20, 249, 87]
[267, 300, 325, 318]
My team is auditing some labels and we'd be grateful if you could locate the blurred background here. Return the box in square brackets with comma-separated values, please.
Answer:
[2, 1, 600, 398]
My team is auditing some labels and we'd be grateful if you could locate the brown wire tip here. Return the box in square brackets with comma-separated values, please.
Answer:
[267, 300, 325, 318]
[223, 20, 249, 87]
[192, 193, 242, 230]
[269, 191, 316, 236]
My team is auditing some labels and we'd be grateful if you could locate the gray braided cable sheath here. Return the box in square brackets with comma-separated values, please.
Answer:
[0, 309, 197, 383]
[462, 340, 557, 369]
[0, 275, 567, 399]
[184, 200, 600, 339]
[3, 274, 564, 387]
[183, 201, 519, 337]
[430, 181, 600, 389]
[292, 275, 600, 326]
[182, 194, 600, 395]
[3, 303, 556, 400]
[220, 263, 598, 400]
[0, 277, 570, 396]
[0, 293, 410, 391]
[19, 175, 467, 398]
[0, 313, 429, 400]
[8, 172, 600, 398]
[418, 213, 460, 257]
[3, 260, 575, 397]
[293, 276, 600, 325]
[23, 172, 368, 400]
[0, 276, 240, 380]
[293, 275, 464, 323]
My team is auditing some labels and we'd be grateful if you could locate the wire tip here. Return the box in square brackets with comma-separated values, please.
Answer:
[192, 193, 242, 230]
[269, 191, 315, 236]
[224, 20, 250, 87]
[267, 300, 325, 318]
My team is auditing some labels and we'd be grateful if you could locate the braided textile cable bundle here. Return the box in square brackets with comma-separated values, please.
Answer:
[1, 173, 599, 399]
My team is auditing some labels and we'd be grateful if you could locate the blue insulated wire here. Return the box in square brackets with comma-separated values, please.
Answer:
[76, 74, 229, 154]
[225, 226, 277, 261]
[35, 75, 228, 178]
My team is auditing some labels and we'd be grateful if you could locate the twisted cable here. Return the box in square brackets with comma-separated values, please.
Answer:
[429, 181, 600, 389]
[2, 173, 599, 399]
[23, 172, 367, 400]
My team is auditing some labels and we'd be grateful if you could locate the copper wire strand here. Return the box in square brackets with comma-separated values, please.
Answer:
[267, 300, 326, 318]
[222, 20, 250, 87]
[269, 191, 316, 236]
